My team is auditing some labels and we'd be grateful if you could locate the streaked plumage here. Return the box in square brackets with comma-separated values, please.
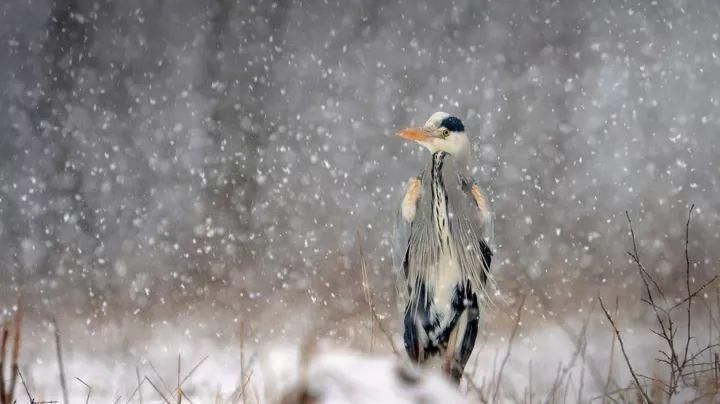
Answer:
[393, 112, 493, 383]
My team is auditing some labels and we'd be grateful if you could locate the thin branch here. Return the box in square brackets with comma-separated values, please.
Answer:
[669, 276, 718, 312]
[599, 296, 653, 404]
[682, 204, 696, 370]
[602, 297, 618, 404]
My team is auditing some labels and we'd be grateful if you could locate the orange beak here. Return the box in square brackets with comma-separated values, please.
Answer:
[397, 127, 432, 142]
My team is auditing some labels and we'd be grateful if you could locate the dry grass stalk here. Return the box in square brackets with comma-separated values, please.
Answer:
[0, 319, 8, 404]
[74, 377, 91, 404]
[491, 294, 525, 404]
[230, 320, 254, 403]
[1, 296, 23, 404]
[358, 232, 377, 353]
[149, 361, 175, 400]
[578, 330, 588, 403]
[136, 366, 143, 404]
[136, 355, 206, 404]
[176, 356, 207, 395]
[9, 300, 22, 404]
[125, 374, 145, 404]
[177, 354, 182, 404]
[546, 300, 594, 402]
[357, 231, 401, 356]
[464, 376, 489, 404]
[527, 360, 533, 404]
[240, 321, 247, 403]
[144, 355, 207, 404]
[123, 371, 146, 403]
[18, 367, 33, 403]
[144, 376, 172, 404]
[53, 318, 70, 404]
[17, 367, 56, 404]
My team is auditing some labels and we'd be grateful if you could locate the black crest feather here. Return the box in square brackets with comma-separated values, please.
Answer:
[440, 116, 465, 132]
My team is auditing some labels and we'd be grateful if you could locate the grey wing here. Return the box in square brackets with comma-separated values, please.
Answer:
[392, 176, 422, 314]
[454, 175, 494, 291]
[459, 175, 494, 250]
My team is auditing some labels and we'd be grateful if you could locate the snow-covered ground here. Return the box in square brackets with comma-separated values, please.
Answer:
[19, 308, 699, 403]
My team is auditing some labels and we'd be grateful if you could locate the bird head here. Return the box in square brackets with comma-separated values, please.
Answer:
[397, 112, 469, 156]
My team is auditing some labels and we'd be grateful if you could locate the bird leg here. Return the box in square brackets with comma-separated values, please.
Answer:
[443, 323, 461, 382]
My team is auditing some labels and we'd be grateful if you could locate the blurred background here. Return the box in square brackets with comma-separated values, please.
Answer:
[1, 0, 720, 400]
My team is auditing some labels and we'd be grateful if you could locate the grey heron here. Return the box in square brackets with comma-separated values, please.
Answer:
[393, 111, 493, 383]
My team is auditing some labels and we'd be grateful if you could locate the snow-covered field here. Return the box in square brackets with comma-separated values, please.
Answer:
[16, 303, 715, 403]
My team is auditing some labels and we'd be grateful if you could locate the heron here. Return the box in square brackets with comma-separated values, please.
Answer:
[393, 111, 493, 383]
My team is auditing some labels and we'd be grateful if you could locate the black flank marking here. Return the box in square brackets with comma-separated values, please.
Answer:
[403, 245, 411, 278]
[479, 240, 493, 284]
[403, 306, 420, 362]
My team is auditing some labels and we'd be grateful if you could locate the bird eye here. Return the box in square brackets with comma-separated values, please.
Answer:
[441, 128, 450, 138]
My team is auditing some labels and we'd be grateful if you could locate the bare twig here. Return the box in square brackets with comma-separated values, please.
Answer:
[669, 276, 719, 312]
[602, 297, 619, 404]
[682, 205, 696, 373]
[599, 296, 652, 404]
[626, 211, 681, 396]
[491, 294, 526, 404]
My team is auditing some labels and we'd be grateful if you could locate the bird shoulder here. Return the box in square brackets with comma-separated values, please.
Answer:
[401, 176, 422, 222]
[470, 184, 491, 224]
